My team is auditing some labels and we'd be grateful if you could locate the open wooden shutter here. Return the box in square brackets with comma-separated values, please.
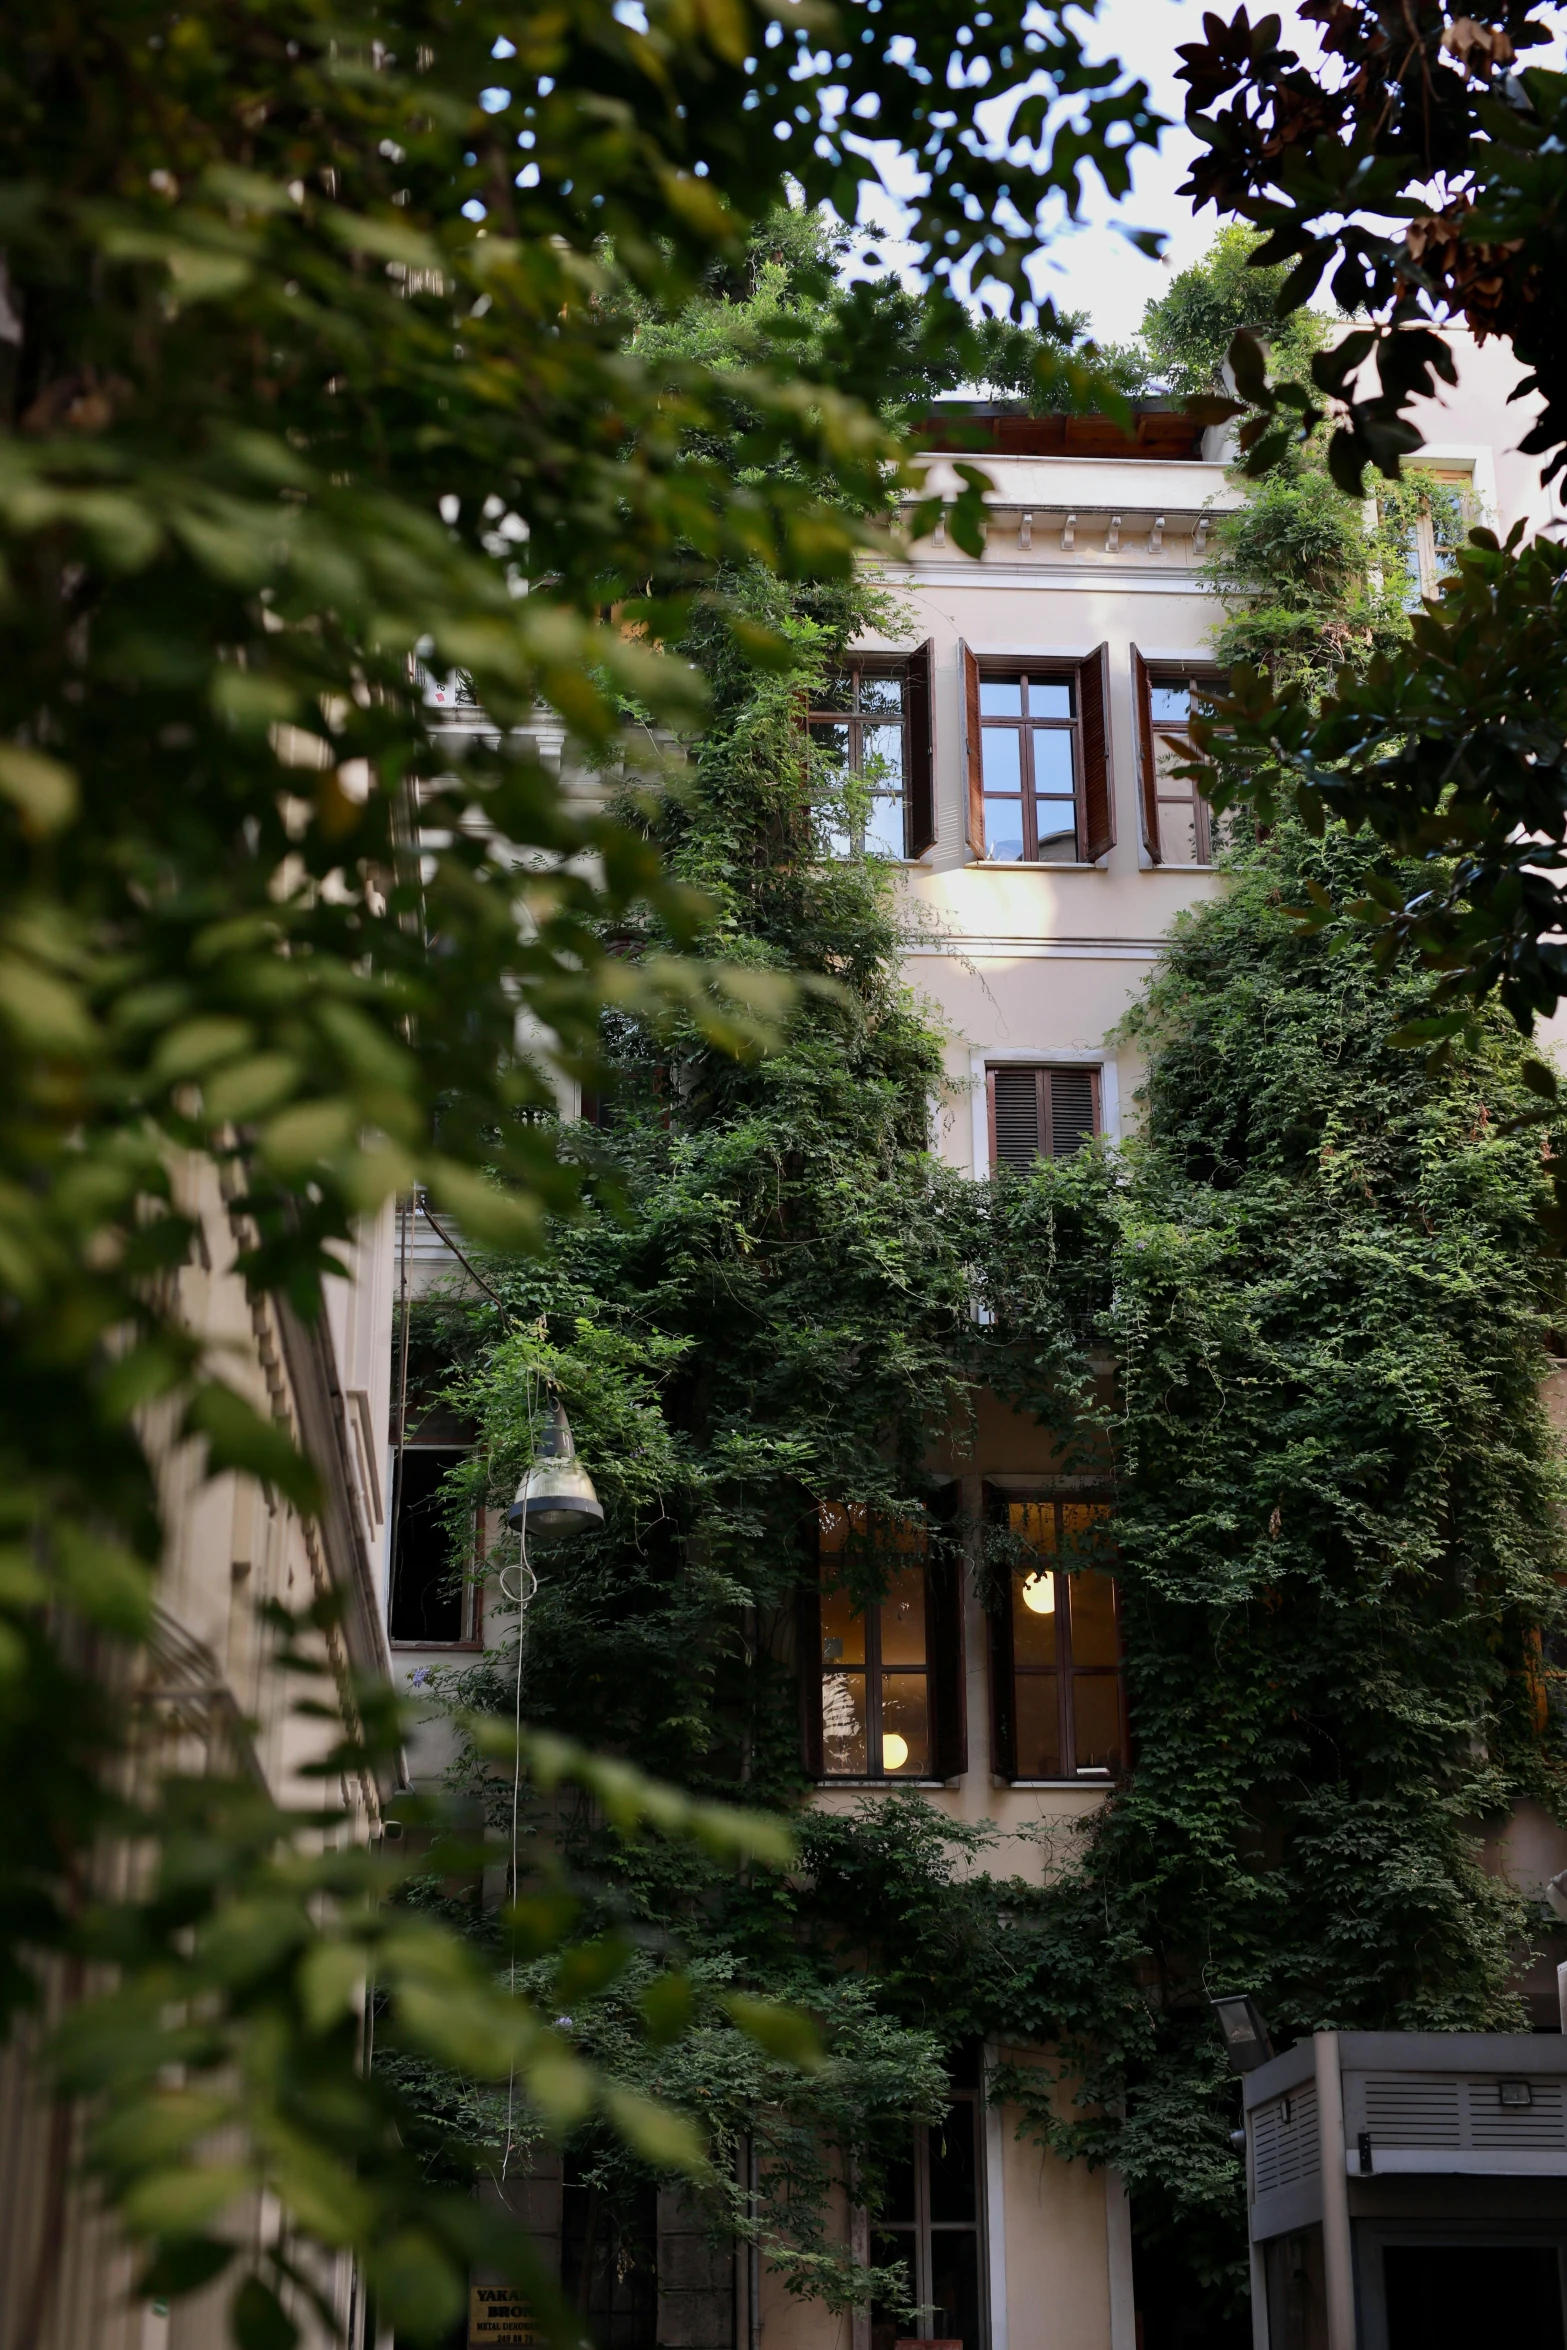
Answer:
[1132, 644, 1160, 862]
[905, 640, 935, 857]
[959, 640, 983, 858]
[927, 1486, 967, 1780]
[1079, 642, 1115, 862]
[984, 1485, 1017, 1780]
[797, 1531, 823, 1778]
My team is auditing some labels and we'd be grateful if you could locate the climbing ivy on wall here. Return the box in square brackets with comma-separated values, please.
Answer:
[407, 234, 1567, 2334]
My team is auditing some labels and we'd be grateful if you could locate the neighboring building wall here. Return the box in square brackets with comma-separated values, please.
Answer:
[0, 1156, 399, 2350]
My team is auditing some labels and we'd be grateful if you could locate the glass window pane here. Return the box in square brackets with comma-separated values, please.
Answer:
[1158, 799, 1200, 864]
[979, 677, 1023, 717]
[1012, 1568, 1058, 1667]
[1149, 681, 1190, 724]
[881, 1566, 927, 1664]
[819, 1501, 861, 1554]
[1060, 1502, 1111, 1563]
[1030, 728, 1075, 796]
[877, 2139, 917, 2223]
[821, 1582, 867, 1666]
[1011, 1501, 1058, 1553]
[813, 672, 855, 714]
[861, 723, 905, 783]
[982, 802, 1025, 862]
[1026, 678, 1072, 720]
[1034, 800, 1078, 861]
[869, 2231, 915, 2350]
[810, 720, 850, 767]
[822, 1669, 868, 1774]
[864, 795, 906, 859]
[858, 673, 904, 714]
[1068, 1572, 1119, 1668]
[928, 2226, 982, 2350]
[1071, 1673, 1122, 1773]
[880, 1673, 929, 1775]
[928, 2102, 977, 2222]
[980, 728, 1022, 792]
[1013, 1671, 1061, 1778]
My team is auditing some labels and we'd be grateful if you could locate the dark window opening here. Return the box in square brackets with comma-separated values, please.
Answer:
[988, 1496, 1125, 1782]
[987, 1066, 1099, 1169]
[388, 1445, 477, 1644]
[1384, 2243, 1563, 2350]
[871, 2089, 985, 2350]
[561, 2163, 658, 2350]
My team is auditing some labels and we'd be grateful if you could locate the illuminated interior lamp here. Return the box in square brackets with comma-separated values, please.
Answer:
[882, 1733, 910, 1772]
[506, 1393, 604, 1542]
[1021, 1571, 1056, 1616]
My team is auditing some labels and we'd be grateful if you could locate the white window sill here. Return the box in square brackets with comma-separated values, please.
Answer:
[964, 859, 1108, 873]
[997, 1776, 1114, 1789]
[1144, 861, 1217, 873]
[814, 1778, 955, 1791]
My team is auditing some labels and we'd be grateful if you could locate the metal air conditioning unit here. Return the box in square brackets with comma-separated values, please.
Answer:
[1243, 2032, 1567, 2350]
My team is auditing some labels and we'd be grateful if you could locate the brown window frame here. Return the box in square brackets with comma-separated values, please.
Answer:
[960, 645, 1113, 866]
[985, 1064, 1100, 1170]
[869, 2075, 987, 2350]
[1132, 649, 1222, 868]
[387, 1444, 484, 1650]
[800, 1500, 966, 1783]
[805, 644, 935, 861]
[986, 1491, 1127, 1784]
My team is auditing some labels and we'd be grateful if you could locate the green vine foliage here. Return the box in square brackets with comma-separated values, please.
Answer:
[425, 735, 1567, 2327]
[0, 2, 1176, 2340]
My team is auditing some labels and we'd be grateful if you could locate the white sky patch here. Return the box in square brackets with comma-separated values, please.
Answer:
[833, 0, 1567, 346]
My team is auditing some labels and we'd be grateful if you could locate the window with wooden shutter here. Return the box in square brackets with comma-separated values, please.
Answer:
[960, 640, 983, 856]
[1132, 649, 1221, 866]
[805, 661, 912, 859]
[986, 1493, 1124, 1783]
[965, 653, 1110, 863]
[1079, 642, 1115, 861]
[809, 1503, 964, 1780]
[986, 1065, 1099, 1169]
[905, 639, 935, 857]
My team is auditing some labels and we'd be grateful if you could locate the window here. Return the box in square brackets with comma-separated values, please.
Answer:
[986, 1065, 1098, 1169]
[562, 2161, 658, 2350]
[1133, 650, 1220, 866]
[388, 1445, 480, 1644]
[988, 1496, 1125, 1782]
[804, 1501, 966, 1781]
[807, 645, 934, 860]
[960, 644, 1113, 865]
[870, 2065, 985, 2350]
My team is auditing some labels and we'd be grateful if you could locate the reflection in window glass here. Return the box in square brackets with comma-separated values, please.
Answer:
[808, 666, 909, 859]
[1003, 1498, 1123, 1779]
[1146, 671, 1216, 866]
[977, 671, 1078, 862]
[818, 1506, 931, 1778]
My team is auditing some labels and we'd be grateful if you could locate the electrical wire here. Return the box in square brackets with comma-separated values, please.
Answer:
[498, 1360, 542, 2181]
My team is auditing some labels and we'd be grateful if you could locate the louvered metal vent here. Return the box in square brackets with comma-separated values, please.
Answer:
[992, 1069, 1042, 1166]
[1363, 2075, 1462, 2145]
[1251, 2085, 1320, 2198]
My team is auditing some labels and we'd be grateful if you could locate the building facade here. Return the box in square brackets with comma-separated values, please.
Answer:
[387, 331, 1567, 2350]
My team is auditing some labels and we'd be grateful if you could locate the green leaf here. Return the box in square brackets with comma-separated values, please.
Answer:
[232, 2275, 300, 2350]
[120, 2164, 251, 2235]
[722, 1993, 823, 2072]
[297, 1940, 365, 2033]
[53, 1527, 154, 1637]
[639, 1972, 693, 2046]
[183, 1383, 321, 1514]
[603, 2086, 707, 2172]
[0, 745, 78, 835]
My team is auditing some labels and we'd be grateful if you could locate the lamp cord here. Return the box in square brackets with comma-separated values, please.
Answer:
[498, 1362, 542, 2182]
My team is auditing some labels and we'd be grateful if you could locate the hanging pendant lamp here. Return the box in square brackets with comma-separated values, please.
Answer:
[506, 1392, 604, 1542]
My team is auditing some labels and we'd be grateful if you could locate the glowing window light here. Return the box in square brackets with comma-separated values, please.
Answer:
[1022, 1570, 1056, 1616]
[882, 1732, 910, 1771]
